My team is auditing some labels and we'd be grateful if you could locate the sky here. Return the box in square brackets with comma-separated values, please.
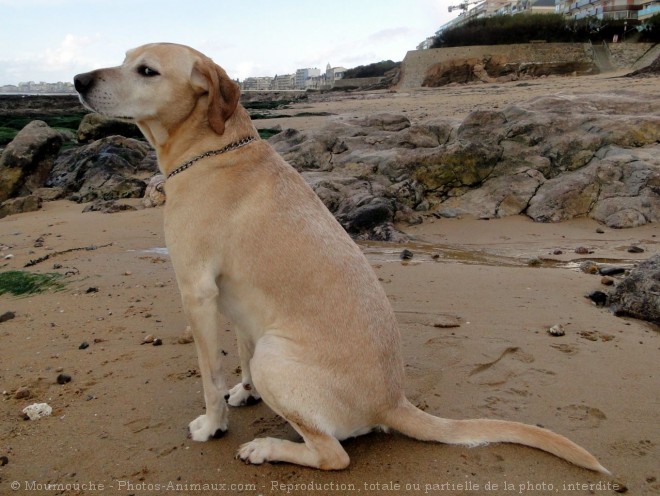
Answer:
[0, 0, 461, 85]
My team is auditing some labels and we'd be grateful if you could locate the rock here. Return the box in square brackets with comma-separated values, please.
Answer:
[79, 341, 89, 350]
[0, 455, 7, 466]
[14, 386, 30, 399]
[0, 121, 64, 202]
[22, 402, 52, 420]
[82, 200, 137, 213]
[627, 245, 644, 253]
[47, 136, 154, 203]
[609, 254, 660, 324]
[178, 326, 194, 344]
[0, 310, 16, 323]
[547, 324, 565, 336]
[141, 334, 155, 344]
[587, 290, 608, 306]
[580, 261, 599, 274]
[56, 373, 72, 384]
[601, 276, 614, 286]
[599, 266, 626, 276]
[575, 246, 591, 255]
[32, 186, 65, 201]
[142, 174, 166, 207]
[400, 249, 414, 260]
[0, 195, 42, 219]
[76, 113, 143, 143]
[152, 338, 163, 346]
[433, 315, 461, 328]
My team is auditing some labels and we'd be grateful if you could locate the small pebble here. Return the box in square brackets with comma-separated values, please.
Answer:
[14, 387, 30, 400]
[527, 257, 542, 267]
[178, 326, 194, 344]
[0, 455, 8, 466]
[552, 249, 563, 255]
[627, 245, 644, 254]
[124, 270, 132, 276]
[547, 324, 565, 336]
[56, 373, 72, 385]
[0, 311, 16, 323]
[400, 249, 414, 260]
[53, 263, 63, 269]
[587, 291, 608, 306]
[79, 341, 89, 350]
[575, 246, 591, 254]
[86, 287, 99, 293]
[599, 266, 625, 276]
[152, 338, 163, 346]
[596, 228, 605, 234]
[601, 276, 614, 286]
[580, 261, 599, 274]
[141, 334, 155, 344]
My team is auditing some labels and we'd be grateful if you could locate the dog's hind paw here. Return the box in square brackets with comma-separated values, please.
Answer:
[237, 438, 277, 465]
[226, 382, 261, 407]
[188, 414, 227, 442]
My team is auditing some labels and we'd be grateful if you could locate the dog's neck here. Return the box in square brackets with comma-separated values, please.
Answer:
[137, 105, 258, 177]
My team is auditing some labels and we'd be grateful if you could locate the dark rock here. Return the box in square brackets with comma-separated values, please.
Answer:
[627, 245, 644, 253]
[609, 254, 660, 324]
[0, 121, 64, 202]
[152, 338, 163, 346]
[0, 455, 7, 466]
[82, 200, 137, 214]
[0, 310, 16, 323]
[86, 287, 99, 293]
[47, 136, 154, 202]
[575, 246, 591, 254]
[56, 373, 72, 384]
[76, 113, 142, 143]
[0, 195, 42, 219]
[599, 266, 626, 276]
[79, 341, 89, 350]
[14, 387, 30, 399]
[400, 249, 414, 260]
[587, 291, 608, 306]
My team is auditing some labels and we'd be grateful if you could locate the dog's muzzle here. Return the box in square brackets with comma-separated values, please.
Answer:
[73, 71, 96, 95]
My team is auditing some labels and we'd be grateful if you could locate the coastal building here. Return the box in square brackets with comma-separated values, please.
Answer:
[242, 76, 273, 91]
[271, 74, 295, 90]
[0, 81, 75, 94]
[294, 68, 320, 89]
[555, 0, 659, 21]
[325, 64, 347, 86]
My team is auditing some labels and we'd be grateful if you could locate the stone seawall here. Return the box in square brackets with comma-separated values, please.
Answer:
[398, 43, 595, 89]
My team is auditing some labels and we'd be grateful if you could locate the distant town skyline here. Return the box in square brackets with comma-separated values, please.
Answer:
[0, 0, 460, 87]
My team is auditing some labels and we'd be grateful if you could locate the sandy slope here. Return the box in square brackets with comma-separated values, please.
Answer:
[1, 72, 658, 495]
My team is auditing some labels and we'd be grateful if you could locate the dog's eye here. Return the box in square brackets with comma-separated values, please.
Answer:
[137, 65, 160, 77]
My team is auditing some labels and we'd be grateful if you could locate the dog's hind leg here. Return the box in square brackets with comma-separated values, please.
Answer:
[181, 276, 229, 441]
[237, 422, 350, 470]
[226, 333, 261, 407]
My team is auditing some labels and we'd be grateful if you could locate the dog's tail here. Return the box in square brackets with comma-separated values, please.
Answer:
[382, 400, 610, 474]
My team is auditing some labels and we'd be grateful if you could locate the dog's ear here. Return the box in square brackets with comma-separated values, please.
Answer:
[192, 58, 240, 135]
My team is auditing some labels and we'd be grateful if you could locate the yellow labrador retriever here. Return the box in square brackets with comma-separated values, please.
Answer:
[74, 43, 608, 473]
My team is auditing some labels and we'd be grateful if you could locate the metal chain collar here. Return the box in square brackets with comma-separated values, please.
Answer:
[166, 135, 258, 180]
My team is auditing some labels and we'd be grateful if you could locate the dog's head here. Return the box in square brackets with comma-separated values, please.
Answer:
[74, 43, 240, 136]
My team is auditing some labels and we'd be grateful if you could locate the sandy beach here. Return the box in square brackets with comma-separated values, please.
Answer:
[1, 72, 658, 495]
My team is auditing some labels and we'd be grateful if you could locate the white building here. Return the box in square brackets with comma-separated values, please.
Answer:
[294, 68, 320, 89]
[555, 0, 659, 21]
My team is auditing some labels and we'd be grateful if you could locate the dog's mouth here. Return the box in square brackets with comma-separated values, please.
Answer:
[76, 95, 134, 121]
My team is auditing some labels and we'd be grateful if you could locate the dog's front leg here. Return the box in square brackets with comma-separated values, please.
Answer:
[182, 283, 229, 441]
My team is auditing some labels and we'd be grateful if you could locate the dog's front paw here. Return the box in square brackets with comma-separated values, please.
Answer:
[188, 414, 227, 441]
[237, 438, 276, 465]
[226, 382, 261, 407]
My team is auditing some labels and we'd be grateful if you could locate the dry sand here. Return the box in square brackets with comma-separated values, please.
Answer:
[1, 72, 658, 496]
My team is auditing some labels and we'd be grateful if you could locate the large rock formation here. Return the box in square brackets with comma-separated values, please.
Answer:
[47, 136, 157, 202]
[609, 255, 660, 325]
[271, 91, 659, 233]
[0, 120, 63, 202]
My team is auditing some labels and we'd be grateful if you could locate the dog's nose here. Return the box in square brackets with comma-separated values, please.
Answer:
[73, 71, 95, 94]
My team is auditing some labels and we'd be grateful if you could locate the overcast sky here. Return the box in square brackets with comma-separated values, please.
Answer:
[0, 0, 460, 85]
